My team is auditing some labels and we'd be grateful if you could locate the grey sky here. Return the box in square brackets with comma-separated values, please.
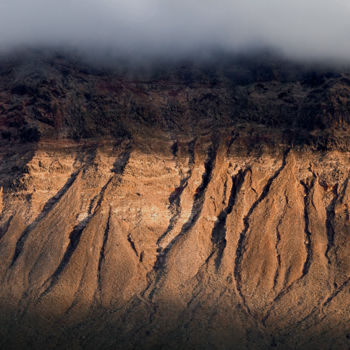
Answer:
[1, 0, 350, 61]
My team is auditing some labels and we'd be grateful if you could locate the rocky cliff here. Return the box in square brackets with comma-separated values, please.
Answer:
[0, 51, 350, 349]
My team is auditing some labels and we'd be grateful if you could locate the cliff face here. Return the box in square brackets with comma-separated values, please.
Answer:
[1, 52, 350, 349]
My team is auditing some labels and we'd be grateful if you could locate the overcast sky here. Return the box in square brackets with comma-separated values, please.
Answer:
[1, 0, 350, 61]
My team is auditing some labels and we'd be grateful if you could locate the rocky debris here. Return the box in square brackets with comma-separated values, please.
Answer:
[1, 52, 350, 150]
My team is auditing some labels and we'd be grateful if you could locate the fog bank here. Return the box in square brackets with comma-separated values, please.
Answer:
[1, 0, 350, 62]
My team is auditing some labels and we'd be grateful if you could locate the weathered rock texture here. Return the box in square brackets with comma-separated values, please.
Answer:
[0, 52, 350, 349]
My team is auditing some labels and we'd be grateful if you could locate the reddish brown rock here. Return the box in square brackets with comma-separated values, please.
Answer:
[0, 52, 350, 349]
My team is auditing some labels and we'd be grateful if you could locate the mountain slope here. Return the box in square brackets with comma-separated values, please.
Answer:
[0, 52, 350, 349]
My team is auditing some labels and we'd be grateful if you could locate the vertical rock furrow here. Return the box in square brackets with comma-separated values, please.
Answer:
[300, 178, 315, 277]
[325, 192, 338, 265]
[157, 139, 196, 249]
[211, 169, 246, 270]
[273, 193, 288, 290]
[153, 139, 218, 271]
[112, 142, 132, 174]
[274, 229, 281, 290]
[0, 186, 3, 215]
[39, 216, 90, 298]
[171, 141, 178, 158]
[325, 178, 348, 266]
[10, 169, 81, 267]
[127, 234, 139, 258]
[97, 207, 111, 296]
[234, 151, 288, 311]
[38, 146, 131, 299]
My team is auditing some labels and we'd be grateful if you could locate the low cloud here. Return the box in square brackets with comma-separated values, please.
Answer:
[1, 0, 350, 62]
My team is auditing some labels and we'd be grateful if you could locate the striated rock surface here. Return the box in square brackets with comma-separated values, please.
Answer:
[1, 51, 350, 349]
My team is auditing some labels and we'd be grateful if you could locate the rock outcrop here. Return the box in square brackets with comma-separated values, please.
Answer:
[0, 51, 350, 349]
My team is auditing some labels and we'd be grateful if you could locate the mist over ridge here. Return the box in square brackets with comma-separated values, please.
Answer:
[1, 0, 350, 63]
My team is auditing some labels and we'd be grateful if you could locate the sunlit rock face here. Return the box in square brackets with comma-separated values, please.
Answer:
[1, 52, 350, 349]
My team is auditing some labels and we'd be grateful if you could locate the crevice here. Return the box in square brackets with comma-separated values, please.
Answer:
[11, 151, 97, 274]
[234, 150, 289, 314]
[187, 138, 196, 167]
[325, 194, 337, 265]
[127, 234, 139, 257]
[87, 194, 99, 216]
[211, 170, 246, 270]
[222, 178, 228, 205]
[156, 139, 196, 249]
[97, 207, 111, 295]
[30, 174, 114, 289]
[139, 138, 214, 307]
[87, 144, 131, 216]
[274, 229, 281, 290]
[39, 216, 90, 298]
[37, 146, 131, 300]
[153, 138, 218, 272]
[112, 143, 132, 174]
[273, 194, 288, 290]
[323, 278, 350, 308]
[10, 169, 81, 267]
[324, 179, 348, 265]
[171, 141, 178, 158]
[263, 178, 317, 326]
[300, 177, 315, 277]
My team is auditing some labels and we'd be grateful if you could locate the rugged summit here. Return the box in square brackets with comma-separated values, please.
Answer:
[0, 51, 350, 349]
